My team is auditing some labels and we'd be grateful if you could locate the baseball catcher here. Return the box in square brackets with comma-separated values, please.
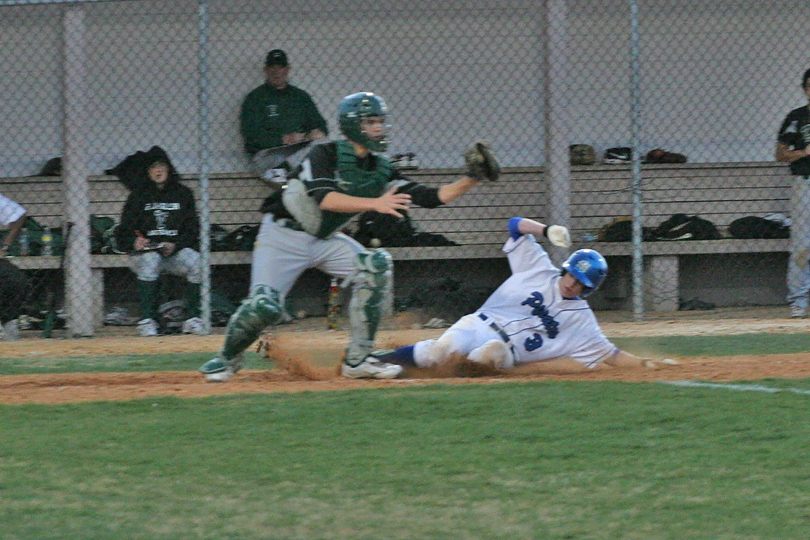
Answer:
[369, 217, 680, 374]
[199, 91, 499, 382]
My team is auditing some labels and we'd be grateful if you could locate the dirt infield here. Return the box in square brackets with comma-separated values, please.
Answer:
[2, 311, 810, 405]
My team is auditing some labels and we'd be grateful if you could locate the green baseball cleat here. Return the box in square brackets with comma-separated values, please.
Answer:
[198, 353, 244, 382]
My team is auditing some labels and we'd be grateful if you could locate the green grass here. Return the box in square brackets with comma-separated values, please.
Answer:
[611, 333, 810, 358]
[1, 333, 810, 538]
[0, 351, 266, 375]
[1, 382, 810, 539]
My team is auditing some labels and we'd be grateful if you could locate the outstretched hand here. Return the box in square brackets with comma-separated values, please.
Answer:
[605, 351, 680, 370]
[134, 235, 150, 251]
[642, 358, 681, 369]
[375, 187, 412, 218]
[159, 242, 176, 257]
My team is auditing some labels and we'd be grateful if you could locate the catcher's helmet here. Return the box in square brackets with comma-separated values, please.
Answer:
[561, 249, 608, 298]
[338, 92, 388, 152]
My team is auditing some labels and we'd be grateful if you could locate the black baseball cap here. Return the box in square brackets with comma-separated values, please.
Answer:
[265, 49, 289, 67]
[803, 68, 810, 88]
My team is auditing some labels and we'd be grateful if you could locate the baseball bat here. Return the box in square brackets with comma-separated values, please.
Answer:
[42, 221, 73, 338]
[326, 278, 341, 329]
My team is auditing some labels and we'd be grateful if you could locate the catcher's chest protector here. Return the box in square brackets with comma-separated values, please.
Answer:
[306, 141, 393, 239]
[335, 140, 393, 196]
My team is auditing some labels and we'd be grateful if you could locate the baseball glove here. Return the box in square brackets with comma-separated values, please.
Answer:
[463, 141, 500, 182]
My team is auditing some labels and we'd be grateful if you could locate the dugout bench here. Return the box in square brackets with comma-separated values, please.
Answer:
[0, 160, 793, 324]
[402, 161, 793, 311]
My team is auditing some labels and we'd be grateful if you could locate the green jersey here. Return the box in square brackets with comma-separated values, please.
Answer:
[261, 141, 443, 239]
[239, 83, 328, 155]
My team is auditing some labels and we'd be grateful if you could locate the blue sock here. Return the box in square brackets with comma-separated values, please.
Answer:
[374, 345, 416, 367]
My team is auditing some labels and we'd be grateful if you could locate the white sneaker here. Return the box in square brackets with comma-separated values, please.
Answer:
[790, 305, 807, 319]
[137, 318, 159, 337]
[342, 357, 403, 379]
[104, 306, 135, 326]
[182, 317, 206, 335]
[1, 319, 19, 341]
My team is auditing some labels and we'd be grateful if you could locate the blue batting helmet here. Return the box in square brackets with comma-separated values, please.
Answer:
[561, 249, 608, 298]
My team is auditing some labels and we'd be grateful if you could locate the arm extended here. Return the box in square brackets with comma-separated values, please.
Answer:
[775, 142, 810, 163]
[506, 350, 679, 375]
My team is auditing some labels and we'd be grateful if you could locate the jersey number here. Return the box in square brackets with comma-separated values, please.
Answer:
[524, 333, 543, 351]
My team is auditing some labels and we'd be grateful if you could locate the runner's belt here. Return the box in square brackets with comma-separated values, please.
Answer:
[478, 313, 511, 344]
[478, 313, 517, 359]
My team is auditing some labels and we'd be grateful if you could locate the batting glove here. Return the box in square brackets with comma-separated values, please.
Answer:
[545, 225, 571, 248]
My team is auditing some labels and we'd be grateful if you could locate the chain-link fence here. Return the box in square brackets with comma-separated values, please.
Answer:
[1, 0, 808, 339]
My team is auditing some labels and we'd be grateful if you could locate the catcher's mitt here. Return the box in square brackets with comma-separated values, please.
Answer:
[463, 141, 500, 182]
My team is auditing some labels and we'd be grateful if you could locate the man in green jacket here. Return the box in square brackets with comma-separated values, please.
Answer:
[240, 49, 328, 182]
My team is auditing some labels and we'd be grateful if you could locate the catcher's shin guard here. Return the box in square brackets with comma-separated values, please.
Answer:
[344, 249, 392, 367]
[220, 285, 283, 360]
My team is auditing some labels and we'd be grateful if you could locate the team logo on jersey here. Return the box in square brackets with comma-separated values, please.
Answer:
[520, 291, 560, 342]
[145, 203, 180, 211]
[153, 209, 169, 230]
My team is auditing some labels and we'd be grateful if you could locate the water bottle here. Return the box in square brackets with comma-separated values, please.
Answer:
[41, 227, 53, 256]
[19, 227, 30, 256]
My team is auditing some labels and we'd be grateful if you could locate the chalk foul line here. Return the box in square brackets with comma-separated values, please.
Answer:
[663, 380, 810, 396]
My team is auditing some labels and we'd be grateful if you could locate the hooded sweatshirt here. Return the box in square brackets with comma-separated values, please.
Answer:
[116, 172, 200, 253]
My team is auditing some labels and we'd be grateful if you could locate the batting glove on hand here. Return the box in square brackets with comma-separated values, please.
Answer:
[545, 225, 571, 248]
[463, 141, 500, 182]
[642, 358, 680, 369]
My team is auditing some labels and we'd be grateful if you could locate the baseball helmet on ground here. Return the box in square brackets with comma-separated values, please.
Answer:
[338, 92, 389, 152]
[561, 249, 608, 298]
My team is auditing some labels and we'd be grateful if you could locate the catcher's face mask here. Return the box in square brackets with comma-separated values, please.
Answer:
[359, 117, 387, 148]
[338, 92, 389, 152]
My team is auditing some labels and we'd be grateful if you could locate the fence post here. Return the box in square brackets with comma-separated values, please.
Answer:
[629, 0, 645, 321]
[197, 0, 212, 334]
[63, 5, 94, 337]
[544, 0, 571, 267]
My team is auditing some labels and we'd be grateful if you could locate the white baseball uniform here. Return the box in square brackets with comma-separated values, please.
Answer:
[413, 230, 618, 368]
[0, 193, 26, 227]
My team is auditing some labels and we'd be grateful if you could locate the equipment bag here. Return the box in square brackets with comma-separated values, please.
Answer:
[222, 224, 259, 251]
[354, 210, 458, 247]
[598, 217, 658, 242]
[728, 216, 790, 239]
[569, 144, 596, 166]
[653, 213, 721, 241]
[90, 215, 116, 254]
